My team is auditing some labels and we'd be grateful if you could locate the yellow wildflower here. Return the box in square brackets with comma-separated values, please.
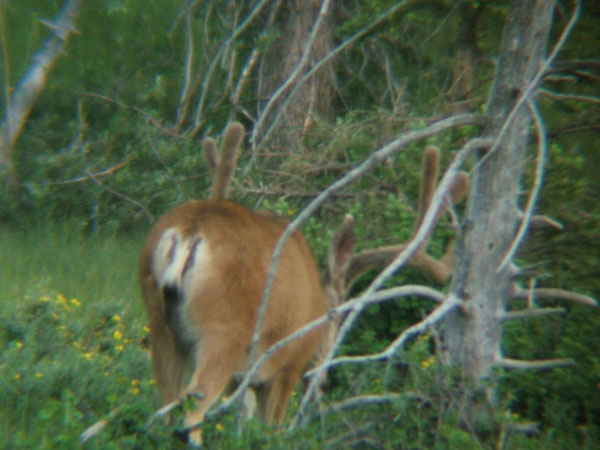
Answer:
[70, 298, 82, 307]
[420, 356, 435, 369]
[113, 330, 123, 340]
[35, 372, 44, 378]
[215, 423, 224, 432]
[112, 314, 122, 323]
[56, 294, 70, 310]
[130, 380, 140, 395]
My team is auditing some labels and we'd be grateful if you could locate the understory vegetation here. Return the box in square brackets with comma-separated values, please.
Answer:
[1, 0, 599, 448]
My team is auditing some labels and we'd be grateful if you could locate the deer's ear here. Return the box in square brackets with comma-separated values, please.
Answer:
[449, 171, 469, 205]
[328, 214, 355, 280]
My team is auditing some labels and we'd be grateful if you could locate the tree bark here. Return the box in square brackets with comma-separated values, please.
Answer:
[442, 0, 555, 401]
[255, 0, 334, 151]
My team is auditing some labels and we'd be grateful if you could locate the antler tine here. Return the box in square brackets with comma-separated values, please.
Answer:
[413, 145, 440, 236]
[326, 214, 355, 307]
[341, 146, 469, 289]
[210, 122, 245, 200]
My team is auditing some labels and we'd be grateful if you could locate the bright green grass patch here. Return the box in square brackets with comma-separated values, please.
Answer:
[0, 223, 144, 314]
[0, 223, 165, 448]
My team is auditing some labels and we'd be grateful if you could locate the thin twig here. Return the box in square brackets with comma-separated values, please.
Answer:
[540, 88, 600, 104]
[19, 160, 128, 186]
[81, 93, 184, 139]
[192, 0, 275, 132]
[86, 171, 153, 222]
[175, 4, 196, 130]
[312, 393, 421, 420]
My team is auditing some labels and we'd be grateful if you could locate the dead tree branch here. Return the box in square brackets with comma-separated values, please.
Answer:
[247, 114, 482, 401]
[497, 357, 575, 370]
[472, 0, 581, 174]
[0, 0, 82, 176]
[498, 307, 565, 323]
[497, 99, 547, 272]
[512, 287, 598, 307]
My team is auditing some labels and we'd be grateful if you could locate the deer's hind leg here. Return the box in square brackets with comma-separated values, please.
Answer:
[182, 329, 247, 445]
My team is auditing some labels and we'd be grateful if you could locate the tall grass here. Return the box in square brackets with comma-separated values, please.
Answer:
[0, 223, 163, 449]
[0, 223, 144, 315]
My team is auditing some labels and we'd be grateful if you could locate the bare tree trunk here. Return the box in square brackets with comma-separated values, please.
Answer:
[443, 0, 556, 400]
[255, 0, 334, 151]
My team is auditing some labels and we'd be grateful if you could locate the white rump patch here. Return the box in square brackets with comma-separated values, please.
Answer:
[153, 227, 209, 301]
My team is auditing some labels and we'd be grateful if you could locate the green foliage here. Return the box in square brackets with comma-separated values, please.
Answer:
[0, 0, 598, 448]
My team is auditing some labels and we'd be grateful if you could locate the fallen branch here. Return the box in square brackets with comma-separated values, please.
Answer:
[80, 408, 121, 443]
[210, 284, 445, 427]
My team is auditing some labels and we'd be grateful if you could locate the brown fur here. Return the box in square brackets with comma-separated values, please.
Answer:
[139, 200, 327, 443]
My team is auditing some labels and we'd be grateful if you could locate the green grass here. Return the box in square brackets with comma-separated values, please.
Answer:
[0, 223, 144, 313]
[0, 223, 162, 449]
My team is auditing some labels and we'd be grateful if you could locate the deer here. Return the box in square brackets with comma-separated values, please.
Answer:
[138, 119, 466, 446]
[139, 122, 345, 446]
